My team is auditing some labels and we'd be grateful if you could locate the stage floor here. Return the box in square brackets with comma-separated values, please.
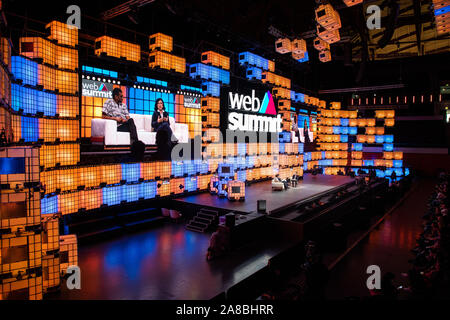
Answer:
[175, 174, 355, 215]
[49, 223, 292, 300]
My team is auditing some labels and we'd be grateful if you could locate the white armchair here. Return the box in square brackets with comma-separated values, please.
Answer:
[272, 178, 285, 191]
[91, 114, 189, 146]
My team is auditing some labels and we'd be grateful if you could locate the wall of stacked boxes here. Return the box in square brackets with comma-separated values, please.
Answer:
[0, 18, 411, 299]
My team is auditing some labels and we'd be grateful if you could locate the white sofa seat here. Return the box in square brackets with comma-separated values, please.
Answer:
[291, 130, 314, 144]
[91, 114, 189, 146]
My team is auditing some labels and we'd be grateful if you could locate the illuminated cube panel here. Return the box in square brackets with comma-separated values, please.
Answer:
[275, 38, 291, 54]
[58, 192, 79, 215]
[262, 72, 291, 89]
[59, 234, 78, 275]
[41, 214, 59, 255]
[201, 81, 220, 97]
[291, 39, 307, 55]
[46, 20, 78, 47]
[197, 174, 212, 191]
[239, 52, 274, 71]
[0, 65, 11, 105]
[157, 180, 171, 197]
[141, 162, 155, 181]
[80, 189, 103, 211]
[0, 146, 39, 187]
[0, 191, 40, 233]
[149, 51, 186, 73]
[1, 36, 12, 71]
[343, 0, 364, 6]
[0, 274, 43, 300]
[174, 95, 202, 139]
[11, 84, 57, 116]
[292, 49, 305, 60]
[246, 67, 263, 80]
[149, 33, 173, 52]
[316, 25, 340, 44]
[95, 36, 141, 63]
[227, 180, 245, 201]
[189, 63, 230, 84]
[201, 97, 220, 113]
[39, 144, 80, 169]
[202, 112, 220, 128]
[315, 4, 341, 31]
[278, 100, 291, 111]
[201, 51, 230, 70]
[0, 231, 42, 276]
[20, 37, 56, 66]
[42, 254, 60, 292]
[319, 50, 332, 63]
[272, 87, 291, 99]
[202, 128, 221, 143]
[313, 37, 330, 51]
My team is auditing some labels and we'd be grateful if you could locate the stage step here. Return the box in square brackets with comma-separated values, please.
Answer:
[186, 225, 205, 233]
[186, 209, 218, 233]
[193, 216, 211, 224]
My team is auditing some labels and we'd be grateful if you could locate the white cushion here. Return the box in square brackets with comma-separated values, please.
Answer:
[116, 132, 130, 145]
[131, 114, 146, 131]
[138, 131, 156, 145]
[291, 131, 299, 143]
[91, 114, 190, 146]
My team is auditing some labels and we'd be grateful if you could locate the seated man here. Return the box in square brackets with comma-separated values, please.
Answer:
[102, 88, 144, 159]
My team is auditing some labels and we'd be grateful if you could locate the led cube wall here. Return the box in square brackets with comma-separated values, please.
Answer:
[42, 254, 60, 293]
[201, 81, 220, 97]
[0, 232, 42, 276]
[246, 67, 263, 80]
[59, 234, 78, 275]
[149, 33, 173, 52]
[137, 181, 157, 200]
[95, 36, 141, 63]
[46, 20, 78, 47]
[239, 52, 272, 71]
[0, 273, 43, 300]
[189, 63, 230, 84]
[201, 51, 230, 70]
[0, 191, 41, 232]
[149, 51, 186, 73]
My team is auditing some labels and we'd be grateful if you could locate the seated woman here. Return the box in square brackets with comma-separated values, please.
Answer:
[151, 98, 178, 146]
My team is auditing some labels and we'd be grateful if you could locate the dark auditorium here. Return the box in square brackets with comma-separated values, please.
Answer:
[1, 0, 450, 308]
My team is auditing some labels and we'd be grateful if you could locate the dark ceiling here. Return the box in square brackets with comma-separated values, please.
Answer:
[3, 0, 449, 94]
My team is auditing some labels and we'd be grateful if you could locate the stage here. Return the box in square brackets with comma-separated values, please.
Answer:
[49, 223, 294, 300]
[175, 174, 355, 215]
[50, 174, 359, 300]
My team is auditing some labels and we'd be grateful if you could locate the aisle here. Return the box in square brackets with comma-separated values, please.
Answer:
[325, 179, 434, 299]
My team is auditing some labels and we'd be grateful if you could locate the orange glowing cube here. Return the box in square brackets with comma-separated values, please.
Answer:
[46, 20, 78, 47]
[385, 119, 395, 127]
[275, 38, 291, 54]
[149, 33, 173, 52]
[201, 51, 230, 70]
[313, 37, 330, 51]
[319, 50, 332, 62]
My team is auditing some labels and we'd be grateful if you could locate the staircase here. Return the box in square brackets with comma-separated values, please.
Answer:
[186, 209, 219, 233]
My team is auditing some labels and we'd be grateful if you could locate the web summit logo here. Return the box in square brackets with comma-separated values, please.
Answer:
[82, 79, 113, 98]
[228, 90, 282, 133]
